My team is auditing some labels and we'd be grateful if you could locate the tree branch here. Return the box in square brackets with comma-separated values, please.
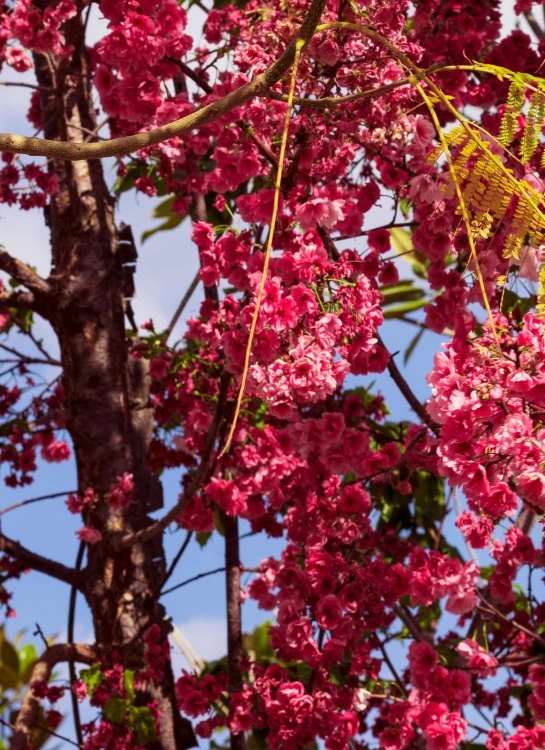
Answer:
[172, 59, 279, 167]
[161, 566, 226, 597]
[0, 0, 328, 161]
[0, 490, 75, 518]
[0, 533, 80, 587]
[224, 514, 244, 750]
[0, 290, 38, 310]
[0, 250, 50, 296]
[523, 10, 545, 40]
[162, 271, 200, 344]
[11, 643, 98, 750]
[377, 333, 439, 435]
[162, 531, 192, 588]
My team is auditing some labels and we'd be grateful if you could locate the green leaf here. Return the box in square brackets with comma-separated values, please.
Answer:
[251, 622, 272, 657]
[105, 697, 129, 724]
[18, 644, 38, 683]
[123, 669, 135, 701]
[1, 639, 19, 676]
[152, 195, 176, 218]
[114, 163, 148, 197]
[380, 280, 426, 305]
[141, 213, 185, 244]
[0, 666, 19, 690]
[80, 663, 104, 696]
[196, 531, 212, 547]
[404, 327, 425, 364]
[128, 706, 157, 742]
[390, 227, 428, 276]
[215, 509, 225, 537]
[382, 298, 430, 318]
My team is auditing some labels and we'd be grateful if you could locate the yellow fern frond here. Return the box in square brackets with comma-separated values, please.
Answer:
[498, 82, 524, 148]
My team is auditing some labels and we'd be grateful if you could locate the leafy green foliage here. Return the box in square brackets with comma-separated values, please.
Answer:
[127, 706, 157, 742]
[80, 662, 104, 696]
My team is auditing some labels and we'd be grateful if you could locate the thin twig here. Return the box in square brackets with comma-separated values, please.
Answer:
[161, 567, 226, 597]
[0, 490, 75, 517]
[68, 542, 86, 747]
[377, 332, 439, 435]
[377, 638, 407, 698]
[162, 272, 200, 344]
[162, 531, 192, 587]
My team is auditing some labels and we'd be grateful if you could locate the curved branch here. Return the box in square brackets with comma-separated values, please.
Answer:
[0, 290, 37, 310]
[0, 533, 79, 587]
[0, 0, 328, 162]
[0, 250, 50, 296]
[11, 643, 98, 750]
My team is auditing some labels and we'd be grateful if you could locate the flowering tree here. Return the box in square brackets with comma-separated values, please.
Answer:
[2, 0, 545, 748]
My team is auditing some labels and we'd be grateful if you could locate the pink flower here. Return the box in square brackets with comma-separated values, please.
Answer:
[76, 527, 102, 544]
[456, 639, 498, 677]
[316, 594, 343, 630]
[412, 115, 436, 147]
[295, 197, 345, 230]
[205, 478, 248, 516]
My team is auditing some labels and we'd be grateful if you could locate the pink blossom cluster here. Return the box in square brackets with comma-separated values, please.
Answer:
[428, 312, 545, 548]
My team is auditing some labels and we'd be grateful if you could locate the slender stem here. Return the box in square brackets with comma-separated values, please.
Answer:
[377, 638, 407, 698]
[161, 567, 226, 597]
[0, 490, 75, 517]
[68, 542, 86, 748]
[377, 333, 439, 435]
[162, 272, 200, 344]
[0, 81, 41, 90]
[162, 531, 192, 587]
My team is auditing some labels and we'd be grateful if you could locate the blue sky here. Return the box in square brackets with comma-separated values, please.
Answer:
[0, 0, 538, 743]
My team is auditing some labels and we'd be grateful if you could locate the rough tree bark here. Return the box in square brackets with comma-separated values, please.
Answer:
[30, 3, 196, 748]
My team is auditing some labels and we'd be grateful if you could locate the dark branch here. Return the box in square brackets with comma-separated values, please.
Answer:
[523, 10, 545, 40]
[0, 250, 51, 297]
[161, 567, 226, 596]
[224, 514, 245, 750]
[0, 533, 80, 587]
[162, 531, 192, 587]
[0, 490, 75, 517]
[0, 290, 38, 310]
[377, 333, 439, 435]
[68, 542, 86, 747]
[163, 271, 200, 343]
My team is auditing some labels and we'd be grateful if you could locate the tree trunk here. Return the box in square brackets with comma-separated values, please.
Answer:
[33, 3, 196, 748]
